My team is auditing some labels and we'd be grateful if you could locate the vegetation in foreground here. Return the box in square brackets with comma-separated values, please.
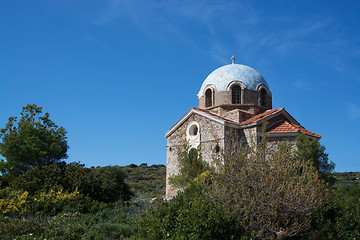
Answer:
[0, 104, 359, 239]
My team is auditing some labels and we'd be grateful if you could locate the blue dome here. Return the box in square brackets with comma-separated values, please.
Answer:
[198, 64, 271, 98]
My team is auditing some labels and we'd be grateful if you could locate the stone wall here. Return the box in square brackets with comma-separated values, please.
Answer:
[166, 113, 225, 197]
[267, 136, 297, 147]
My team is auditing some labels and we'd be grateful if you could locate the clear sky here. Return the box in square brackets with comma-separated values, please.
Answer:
[1, 0, 359, 172]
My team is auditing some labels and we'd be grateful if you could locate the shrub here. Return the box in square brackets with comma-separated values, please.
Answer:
[0, 190, 28, 216]
[0, 187, 80, 217]
[309, 184, 360, 240]
[65, 163, 133, 203]
[0, 206, 140, 240]
[204, 138, 329, 239]
[139, 183, 242, 240]
[0, 216, 46, 240]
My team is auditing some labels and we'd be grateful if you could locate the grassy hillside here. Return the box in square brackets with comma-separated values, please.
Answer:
[119, 163, 166, 198]
[119, 163, 359, 198]
[332, 171, 360, 188]
[119, 163, 360, 197]
[119, 164, 359, 197]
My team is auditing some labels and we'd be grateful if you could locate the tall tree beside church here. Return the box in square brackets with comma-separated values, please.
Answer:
[0, 104, 68, 179]
[296, 134, 335, 183]
[204, 138, 328, 239]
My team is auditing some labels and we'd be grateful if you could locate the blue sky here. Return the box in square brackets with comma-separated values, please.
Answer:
[1, 0, 359, 172]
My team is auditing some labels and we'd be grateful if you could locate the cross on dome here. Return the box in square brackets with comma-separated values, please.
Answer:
[231, 56, 236, 64]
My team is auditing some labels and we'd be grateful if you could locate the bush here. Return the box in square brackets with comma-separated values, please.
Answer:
[11, 164, 65, 195]
[0, 216, 46, 240]
[0, 187, 81, 217]
[9, 162, 133, 204]
[139, 183, 242, 240]
[65, 163, 133, 203]
[309, 184, 360, 240]
[0, 207, 139, 240]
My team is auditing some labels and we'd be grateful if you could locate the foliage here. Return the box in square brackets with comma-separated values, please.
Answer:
[296, 134, 335, 183]
[0, 216, 47, 240]
[10, 162, 133, 204]
[205, 138, 328, 239]
[0, 187, 80, 217]
[169, 144, 211, 188]
[309, 184, 360, 240]
[95, 166, 133, 202]
[0, 207, 139, 240]
[0, 156, 358, 240]
[65, 163, 134, 203]
[332, 171, 360, 188]
[32, 188, 80, 215]
[0, 104, 68, 179]
[11, 164, 65, 195]
[120, 164, 166, 198]
[0, 190, 28, 216]
[139, 183, 242, 240]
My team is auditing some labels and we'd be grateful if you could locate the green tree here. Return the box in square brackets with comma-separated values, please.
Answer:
[12, 162, 133, 203]
[11, 164, 65, 194]
[309, 185, 360, 240]
[0, 104, 68, 179]
[205, 138, 328, 239]
[296, 134, 335, 183]
[92, 166, 133, 203]
[65, 163, 133, 203]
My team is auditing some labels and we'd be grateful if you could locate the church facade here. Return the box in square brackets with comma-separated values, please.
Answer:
[165, 57, 321, 198]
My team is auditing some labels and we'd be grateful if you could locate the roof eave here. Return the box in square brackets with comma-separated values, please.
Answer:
[241, 108, 300, 128]
[263, 132, 321, 140]
[164, 108, 228, 138]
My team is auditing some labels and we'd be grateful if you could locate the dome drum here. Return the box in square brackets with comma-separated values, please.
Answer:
[198, 63, 272, 114]
[198, 85, 272, 109]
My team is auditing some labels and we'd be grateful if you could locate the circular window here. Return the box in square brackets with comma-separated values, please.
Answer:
[186, 122, 200, 140]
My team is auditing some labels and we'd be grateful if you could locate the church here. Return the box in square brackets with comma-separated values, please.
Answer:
[165, 57, 321, 198]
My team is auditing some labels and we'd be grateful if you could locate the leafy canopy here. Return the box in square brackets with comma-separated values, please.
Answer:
[0, 104, 68, 178]
[203, 136, 329, 239]
[11, 162, 133, 203]
[139, 183, 241, 240]
[310, 184, 360, 240]
[296, 134, 335, 183]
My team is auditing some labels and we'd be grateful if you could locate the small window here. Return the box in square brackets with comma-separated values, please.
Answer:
[189, 124, 198, 137]
[215, 144, 220, 153]
[232, 86, 241, 104]
[205, 89, 213, 107]
[188, 148, 199, 160]
[260, 88, 267, 107]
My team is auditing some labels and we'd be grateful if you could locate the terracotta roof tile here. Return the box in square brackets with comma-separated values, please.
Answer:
[266, 121, 322, 138]
[193, 107, 321, 138]
[239, 108, 283, 125]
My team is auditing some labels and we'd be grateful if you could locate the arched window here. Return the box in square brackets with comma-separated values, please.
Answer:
[205, 89, 213, 107]
[232, 86, 241, 104]
[260, 88, 267, 107]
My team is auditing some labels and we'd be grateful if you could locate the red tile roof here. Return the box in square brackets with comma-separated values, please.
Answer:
[239, 108, 283, 125]
[193, 107, 321, 138]
[266, 120, 322, 138]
